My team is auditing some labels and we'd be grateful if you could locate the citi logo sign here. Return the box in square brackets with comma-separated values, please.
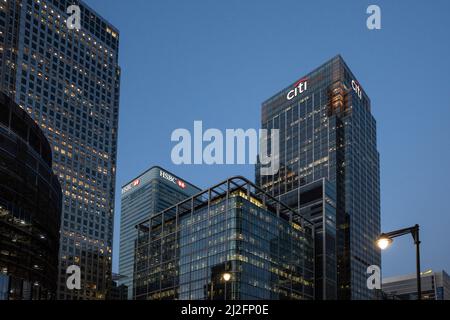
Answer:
[287, 78, 308, 101]
[352, 80, 363, 100]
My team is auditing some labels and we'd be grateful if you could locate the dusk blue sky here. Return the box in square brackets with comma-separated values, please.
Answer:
[86, 0, 450, 278]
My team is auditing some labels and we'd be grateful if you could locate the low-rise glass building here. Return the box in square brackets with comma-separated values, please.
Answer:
[382, 270, 450, 300]
[134, 176, 314, 300]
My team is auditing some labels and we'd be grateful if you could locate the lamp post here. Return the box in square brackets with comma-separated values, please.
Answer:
[222, 272, 231, 300]
[376, 224, 421, 300]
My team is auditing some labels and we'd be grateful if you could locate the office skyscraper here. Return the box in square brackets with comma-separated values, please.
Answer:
[257, 55, 380, 299]
[0, 0, 120, 299]
[120, 166, 200, 299]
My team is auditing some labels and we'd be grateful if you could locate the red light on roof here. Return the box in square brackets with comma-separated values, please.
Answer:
[293, 77, 308, 88]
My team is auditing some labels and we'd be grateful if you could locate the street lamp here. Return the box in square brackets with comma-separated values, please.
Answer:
[376, 237, 392, 250]
[376, 224, 422, 300]
[222, 272, 231, 300]
[222, 272, 231, 282]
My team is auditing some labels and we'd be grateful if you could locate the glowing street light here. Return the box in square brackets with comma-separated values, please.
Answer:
[222, 272, 232, 300]
[376, 237, 393, 250]
[222, 272, 231, 282]
[376, 224, 422, 300]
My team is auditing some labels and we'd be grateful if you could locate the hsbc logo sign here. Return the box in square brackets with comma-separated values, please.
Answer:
[287, 78, 308, 101]
[121, 179, 140, 194]
[352, 80, 363, 100]
[160, 170, 186, 189]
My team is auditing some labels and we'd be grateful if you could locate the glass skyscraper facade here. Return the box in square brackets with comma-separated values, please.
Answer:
[297, 179, 337, 300]
[134, 177, 314, 300]
[0, 0, 120, 299]
[119, 166, 200, 299]
[257, 55, 380, 299]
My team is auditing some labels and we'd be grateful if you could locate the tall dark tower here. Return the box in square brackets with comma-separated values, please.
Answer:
[257, 55, 381, 300]
[0, 0, 121, 299]
[119, 166, 201, 299]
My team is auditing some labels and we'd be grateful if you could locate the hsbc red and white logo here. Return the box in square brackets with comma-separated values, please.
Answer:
[287, 78, 308, 101]
[122, 179, 141, 194]
[177, 180, 186, 189]
[160, 170, 186, 189]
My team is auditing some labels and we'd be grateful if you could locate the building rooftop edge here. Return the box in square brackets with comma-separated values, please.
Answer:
[383, 269, 445, 283]
[79, 0, 120, 34]
[120, 165, 201, 191]
[262, 54, 343, 106]
[136, 175, 314, 227]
